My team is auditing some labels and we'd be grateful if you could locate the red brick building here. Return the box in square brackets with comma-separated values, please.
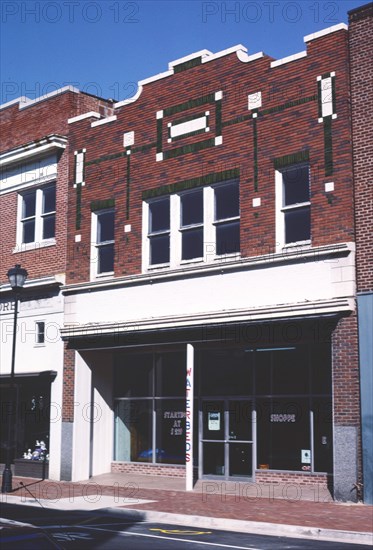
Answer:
[0, 88, 111, 480]
[349, 2, 373, 505]
[1, 5, 371, 504]
[60, 21, 360, 502]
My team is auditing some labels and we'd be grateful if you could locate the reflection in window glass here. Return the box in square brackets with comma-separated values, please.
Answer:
[283, 166, 310, 206]
[96, 210, 115, 273]
[155, 400, 186, 464]
[114, 400, 152, 462]
[214, 181, 240, 255]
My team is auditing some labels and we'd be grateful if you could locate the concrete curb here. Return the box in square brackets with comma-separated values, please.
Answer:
[109, 507, 373, 546]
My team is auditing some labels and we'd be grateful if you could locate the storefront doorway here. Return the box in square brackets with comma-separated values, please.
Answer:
[200, 399, 254, 479]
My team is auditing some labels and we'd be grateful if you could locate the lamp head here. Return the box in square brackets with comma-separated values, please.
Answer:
[7, 264, 28, 291]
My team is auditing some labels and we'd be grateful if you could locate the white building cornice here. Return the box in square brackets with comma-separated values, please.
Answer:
[0, 134, 67, 168]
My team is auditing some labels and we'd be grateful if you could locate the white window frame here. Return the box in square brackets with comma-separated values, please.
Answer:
[90, 208, 115, 280]
[275, 165, 311, 252]
[35, 320, 46, 346]
[15, 183, 56, 252]
[142, 181, 240, 272]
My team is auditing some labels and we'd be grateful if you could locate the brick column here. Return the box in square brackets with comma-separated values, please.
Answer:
[60, 344, 75, 480]
[348, 2, 373, 504]
[332, 314, 361, 501]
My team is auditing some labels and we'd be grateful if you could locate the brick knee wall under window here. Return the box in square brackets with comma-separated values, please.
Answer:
[255, 470, 329, 488]
[111, 462, 186, 478]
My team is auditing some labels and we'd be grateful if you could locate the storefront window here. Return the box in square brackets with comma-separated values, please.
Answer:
[200, 349, 253, 396]
[114, 400, 152, 462]
[257, 398, 310, 471]
[114, 350, 187, 465]
[155, 399, 185, 464]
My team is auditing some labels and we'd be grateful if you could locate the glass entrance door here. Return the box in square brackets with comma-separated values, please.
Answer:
[201, 400, 253, 479]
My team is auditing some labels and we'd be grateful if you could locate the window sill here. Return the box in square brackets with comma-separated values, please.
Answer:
[282, 240, 311, 249]
[34, 343, 46, 348]
[92, 271, 115, 281]
[13, 239, 56, 253]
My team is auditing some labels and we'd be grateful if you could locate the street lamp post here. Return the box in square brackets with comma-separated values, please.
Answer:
[1, 264, 28, 493]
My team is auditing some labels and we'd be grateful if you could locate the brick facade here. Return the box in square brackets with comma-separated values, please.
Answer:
[349, 3, 373, 294]
[0, 90, 112, 284]
[66, 28, 354, 283]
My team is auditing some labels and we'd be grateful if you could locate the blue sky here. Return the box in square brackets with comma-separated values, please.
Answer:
[0, 0, 365, 104]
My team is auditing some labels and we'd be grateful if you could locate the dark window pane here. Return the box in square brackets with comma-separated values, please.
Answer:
[203, 442, 225, 475]
[283, 166, 310, 206]
[181, 189, 203, 226]
[285, 206, 310, 243]
[98, 243, 114, 273]
[155, 399, 186, 464]
[98, 211, 114, 243]
[43, 214, 55, 239]
[182, 227, 203, 260]
[272, 348, 309, 394]
[229, 443, 252, 477]
[216, 221, 240, 255]
[257, 398, 310, 471]
[215, 181, 239, 220]
[114, 400, 152, 462]
[43, 186, 56, 213]
[200, 349, 253, 396]
[149, 198, 170, 232]
[229, 400, 252, 441]
[311, 344, 332, 394]
[313, 398, 333, 473]
[150, 234, 170, 264]
[22, 219, 35, 243]
[22, 192, 36, 218]
[155, 351, 185, 397]
[114, 354, 153, 397]
[255, 351, 272, 395]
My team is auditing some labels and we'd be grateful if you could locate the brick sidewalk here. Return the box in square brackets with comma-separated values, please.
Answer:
[2, 475, 373, 535]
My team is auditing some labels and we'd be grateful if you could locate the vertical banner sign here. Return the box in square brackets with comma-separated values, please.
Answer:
[186, 343, 194, 491]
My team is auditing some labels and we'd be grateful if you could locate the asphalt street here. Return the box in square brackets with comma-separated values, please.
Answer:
[0, 504, 371, 549]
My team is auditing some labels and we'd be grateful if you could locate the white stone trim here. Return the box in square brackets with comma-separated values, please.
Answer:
[139, 70, 173, 86]
[124, 224, 131, 233]
[252, 198, 261, 207]
[236, 51, 264, 63]
[170, 115, 208, 139]
[215, 91, 223, 101]
[114, 85, 143, 108]
[248, 92, 262, 110]
[215, 136, 223, 145]
[75, 234, 81, 242]
[156, 110, 164, 120]
[325, 182, 334, 193]
[68, 112, 100, 124]
[271, 51, 307, 68]
[91, 115, 117, 128]
[0, 135, 67, 168]
[123, 131, 135, 147]
[304, 23, 348, 43]
[201, 44, 247, 64]
[18, 85, 80, 110]
[156, 153, 163, 162]
[0, 96, 30, 110]
[0, 86, 79, 111]
[169, 49, 212, 69]
[0, 274, 65, 293]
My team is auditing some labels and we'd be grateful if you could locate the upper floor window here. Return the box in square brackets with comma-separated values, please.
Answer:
[143, 180, 240, 270]
[91, 209, 115, 277]
[276, 165, 310, 249]
[19, 184, 56, 245]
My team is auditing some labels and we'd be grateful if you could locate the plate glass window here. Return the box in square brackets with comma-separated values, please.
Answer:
[96, 210, 115, 274]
